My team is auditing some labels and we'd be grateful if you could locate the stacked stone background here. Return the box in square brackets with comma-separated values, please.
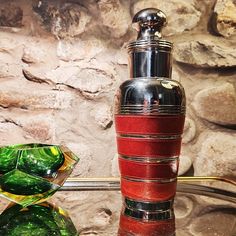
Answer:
[0, 0, 235, 235]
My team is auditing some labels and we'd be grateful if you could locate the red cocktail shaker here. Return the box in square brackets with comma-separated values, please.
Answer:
[114, 8, 186, 207]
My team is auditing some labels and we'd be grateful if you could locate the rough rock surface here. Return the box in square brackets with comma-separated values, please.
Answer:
[22, 42, 55, 64]
[212, 0, 236, 37]
[111, 154, 119, 177]
[132, 0, 201, 36]
[33, 1, 91, 38]
[0, 3, 23, 27]
[182, 117, 196, 144]
[23, 60, 116, 99]
[67, 142, 93, 177]
[194, 131, 236, 176]
[57, 38, 106, 62]
[0, 110, 55, 141]
[178, 155, 193, 176]
[189, 208, 236, 236]
[50, 191, 121, 234]
[90, 104, 113, 129]
[192, 82, 236, 125]
[174, 196, 194, 219]
[0, 81, 75, 110]
[98, 0, 131, 38]
[0, 121, 27, 145]
[174, 36, 236, 67]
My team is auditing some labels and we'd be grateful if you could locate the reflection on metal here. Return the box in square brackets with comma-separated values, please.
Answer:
[61, 176, 236, 204]
[62, 177, 120, 191]
[177, 176, 236, 186]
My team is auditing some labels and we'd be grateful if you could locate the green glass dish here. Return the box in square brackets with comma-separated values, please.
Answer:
[0, 202, 78, 236]
[0, 143, 79, 206]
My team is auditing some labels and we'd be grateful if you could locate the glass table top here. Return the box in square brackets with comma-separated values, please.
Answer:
[0, 179, 236, 236]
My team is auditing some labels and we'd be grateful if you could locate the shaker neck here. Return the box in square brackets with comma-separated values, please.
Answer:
[128, 46, 172, 79]
[128, 8, 173, 79]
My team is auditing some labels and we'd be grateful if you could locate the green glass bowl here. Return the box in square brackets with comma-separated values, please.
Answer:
[0, 143, 79, 206]
[0, 202, 78, 236]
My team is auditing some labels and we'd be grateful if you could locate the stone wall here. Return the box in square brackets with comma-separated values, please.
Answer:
[0, 0, 235, 233]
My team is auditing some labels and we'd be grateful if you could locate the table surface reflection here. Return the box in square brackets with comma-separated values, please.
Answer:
[0, 186, 236, 236]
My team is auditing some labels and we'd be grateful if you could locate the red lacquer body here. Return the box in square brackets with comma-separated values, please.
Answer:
[121, 177, 177, 201]
[118, 214, 175, 236]
[117, 135, 182, 157]
[116, 113, 184, 201]
[119, 157, 178, 179]
[115, 115, 185, 135]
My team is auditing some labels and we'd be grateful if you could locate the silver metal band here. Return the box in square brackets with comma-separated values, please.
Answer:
[119, 155, 179, 163]
[123, 176, 177, 183]
[118, 134, 181, 139]
[124, 197, 174, 212]
[127, 39, 173, 52]
[122, 206, 175, 221]
[117, 105, 186, 115]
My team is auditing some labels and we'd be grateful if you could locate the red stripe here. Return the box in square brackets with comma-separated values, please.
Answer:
[119, 157, 178, 179]
[121, 177, 177, 201]
[117, 137, 182, 157]
[119, 214, 175, 236]
[115, 115, 185, 135]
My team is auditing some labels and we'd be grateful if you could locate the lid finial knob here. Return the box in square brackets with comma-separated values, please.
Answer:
[132, 8, 167, 40]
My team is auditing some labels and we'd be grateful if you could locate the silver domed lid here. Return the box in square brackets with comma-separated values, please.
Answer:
[127, 8, 172, 52]
[127, 8, 173, 78]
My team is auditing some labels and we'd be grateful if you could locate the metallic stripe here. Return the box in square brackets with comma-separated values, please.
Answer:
[128, 39, 173, 45]
[118, 134, 181, 139]
[119, 106, 185, 110]
[119, 105, 185, 107]
[118, 110, 186, 115]
[118, 105, 186, 114]
[119, 155, 179, 163]
[127, 40, 173, 52]
[128, 41, 173, 49]
[123, 207, 174, 221]
[124, 197, 174, 212]
[119, 111, 185, 114]
[119, 105, 185, 108]
[123, 176, 177, 183]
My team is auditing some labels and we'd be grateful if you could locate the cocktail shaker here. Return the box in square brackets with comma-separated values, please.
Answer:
[114, 8, 186, 209]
